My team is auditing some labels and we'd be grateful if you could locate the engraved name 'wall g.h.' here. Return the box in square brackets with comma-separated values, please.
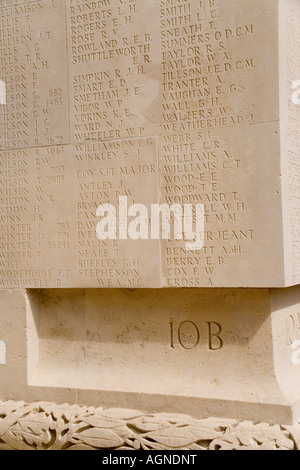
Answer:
[0, 0, 299, 288]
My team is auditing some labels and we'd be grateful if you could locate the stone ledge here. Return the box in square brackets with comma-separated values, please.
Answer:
[0, 401, 299, 450]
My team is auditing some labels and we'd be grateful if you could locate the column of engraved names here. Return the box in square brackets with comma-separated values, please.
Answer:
[0, 0, 69, 150]
[30, 145, 75, 287]
[160, 0, 256, 287]
[75, 140, 126, 287]
[66, 0, 161, 287]
[0, 145, 75, 288]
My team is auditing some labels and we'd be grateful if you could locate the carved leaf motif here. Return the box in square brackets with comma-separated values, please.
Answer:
[50, 417, 65, 432]
[219, 424, 285, 449]
[254, 430, 281, 443]
[8, 413, 53, 448]
[258, 442, 278, 450]
[0, 401, 297, 450]
[40, 403, 88, 422]
[66, 422, 94, 438]
[72, 428, 125, 448]
[138, 438, 170, 451]
[1, 430, 34, 450]
[0, 405, 36, 439]
[139, 437, 195, 451]
[215, 434, 239, 446]
[9, 427, 51, 448]
[145, 426, 219, 448]
[0, 401, 25, 416]
[276, 434, 295, 450]
[17, 412, 52, 436]
[47, 417, 71, 450]
[242, 434, 257, 446]
[185, 424, 222, 438]
[283, 425, 300, 450]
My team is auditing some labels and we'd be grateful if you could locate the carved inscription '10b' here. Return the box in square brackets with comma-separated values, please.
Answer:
[169, 320, 223, 351]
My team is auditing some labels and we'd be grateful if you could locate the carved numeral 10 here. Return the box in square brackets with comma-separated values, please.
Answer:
[169, 320, 223, 351]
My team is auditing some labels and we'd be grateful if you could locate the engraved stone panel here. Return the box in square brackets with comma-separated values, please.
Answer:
[0, 0, 299, 287]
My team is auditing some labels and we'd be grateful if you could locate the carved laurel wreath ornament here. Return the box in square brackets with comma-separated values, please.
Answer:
[0, 401, 298, 450]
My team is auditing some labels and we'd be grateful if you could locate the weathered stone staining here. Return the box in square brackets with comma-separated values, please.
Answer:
[0, 0, 298, 288]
